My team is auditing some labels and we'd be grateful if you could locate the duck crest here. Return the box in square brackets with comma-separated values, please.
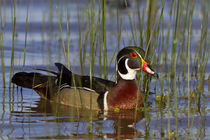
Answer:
[107, 80, 143, 110]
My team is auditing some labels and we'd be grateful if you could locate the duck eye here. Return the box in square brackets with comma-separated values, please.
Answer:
[130, 52, 137, 58]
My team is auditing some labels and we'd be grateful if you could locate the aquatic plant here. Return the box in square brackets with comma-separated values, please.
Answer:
[22, 0, 29, 72]
[9, 0, 16, 89]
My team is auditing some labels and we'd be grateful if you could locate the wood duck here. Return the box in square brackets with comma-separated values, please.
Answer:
[12, 46, 158, 111]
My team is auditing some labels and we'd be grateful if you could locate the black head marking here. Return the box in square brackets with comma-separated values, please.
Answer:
[118, 57, 127, 74]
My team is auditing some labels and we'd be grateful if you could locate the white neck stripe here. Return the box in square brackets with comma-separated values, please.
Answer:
[104, 91, 109, 111]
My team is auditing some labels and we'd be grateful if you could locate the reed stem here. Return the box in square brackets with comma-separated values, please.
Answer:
[0, 32, 5, 88]
[23, 0, 29, 72]
[186, 0, 195, 133]
[66, 9, 70, 69]
[102, 0, 107, 79]
[9, 0, 16, 89]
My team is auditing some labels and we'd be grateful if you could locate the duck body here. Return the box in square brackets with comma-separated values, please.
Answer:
[12, 46, 158, 111]
[12, 68, 115, 111]
[107, 79, 143, 110]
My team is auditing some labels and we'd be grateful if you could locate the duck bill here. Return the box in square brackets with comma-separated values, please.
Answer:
[141, 58, 159, 78]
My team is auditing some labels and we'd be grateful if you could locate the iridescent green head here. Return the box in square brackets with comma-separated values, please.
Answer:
[116, 46, 158, 81]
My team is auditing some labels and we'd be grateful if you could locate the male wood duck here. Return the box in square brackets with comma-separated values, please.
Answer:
[12, 46, 158, 111]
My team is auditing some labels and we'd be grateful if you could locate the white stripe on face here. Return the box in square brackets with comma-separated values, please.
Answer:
[133, 49, 142, 59]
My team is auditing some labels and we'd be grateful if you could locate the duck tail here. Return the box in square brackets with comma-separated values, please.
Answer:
[12, 72, 55, 89]
[11, 63, 69, 89]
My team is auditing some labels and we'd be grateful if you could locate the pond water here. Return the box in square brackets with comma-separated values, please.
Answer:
[0, 0, 210, 139]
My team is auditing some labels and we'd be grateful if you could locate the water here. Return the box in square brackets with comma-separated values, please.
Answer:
[0, 0, 209, 139]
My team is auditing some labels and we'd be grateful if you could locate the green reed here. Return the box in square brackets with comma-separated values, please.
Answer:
[0, 33, 5, 88]
[146, 0, 165, 119]
[102, 0, 107, 79]
[186, 0, 195, 134]
[0, 13, 5, 89]
[23, 0, 29, 72]
[98, 0, 102, 78]
[145, 0, 152, 54]
[142, 0, 161, 99]
[48, 0, 53, 34]
[9, 0, 16, 89]
[181, 0, 190, 96]
[197, 5, 209, 110]
[88, 0, 94, 133]
[165, 3, 173, 137]
[87, 0, 99, 133]
[46, 0, 53, 60]
[171, 0, 180, 137]
[128, 11, 137, 46]
[133, 0, 209, 138]
[66, 9, 70, 69]
[41, 12, 45, 43]
[77, 5, 83, 74]
[57, 6, 67, 64]
[52, 1, 207, 139]
[146, 0, 165, 73]
[77, 3, 89, 75]
[0, 1, 6, 88]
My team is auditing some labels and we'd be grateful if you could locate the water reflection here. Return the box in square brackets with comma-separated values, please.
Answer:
[10, 98, 144, 139]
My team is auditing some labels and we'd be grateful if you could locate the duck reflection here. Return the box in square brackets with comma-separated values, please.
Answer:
[19, 99, 144, 139]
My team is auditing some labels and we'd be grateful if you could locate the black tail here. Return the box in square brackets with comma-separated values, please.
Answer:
[11, 63, 69, 89]
[12, 72, 56, 89]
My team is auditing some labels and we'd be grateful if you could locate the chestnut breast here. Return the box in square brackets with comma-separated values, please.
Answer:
[107, 80, 143, 110]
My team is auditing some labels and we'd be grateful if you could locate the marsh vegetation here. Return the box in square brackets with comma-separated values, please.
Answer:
[0, 0, 209, 139]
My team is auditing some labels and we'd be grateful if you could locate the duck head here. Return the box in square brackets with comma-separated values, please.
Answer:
[116, 46, 158, 81]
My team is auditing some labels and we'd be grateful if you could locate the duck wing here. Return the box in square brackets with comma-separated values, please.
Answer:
[55, 63, 115, 94]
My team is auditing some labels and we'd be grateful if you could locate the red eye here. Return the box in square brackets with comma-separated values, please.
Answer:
[130, 52, 137, 58]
